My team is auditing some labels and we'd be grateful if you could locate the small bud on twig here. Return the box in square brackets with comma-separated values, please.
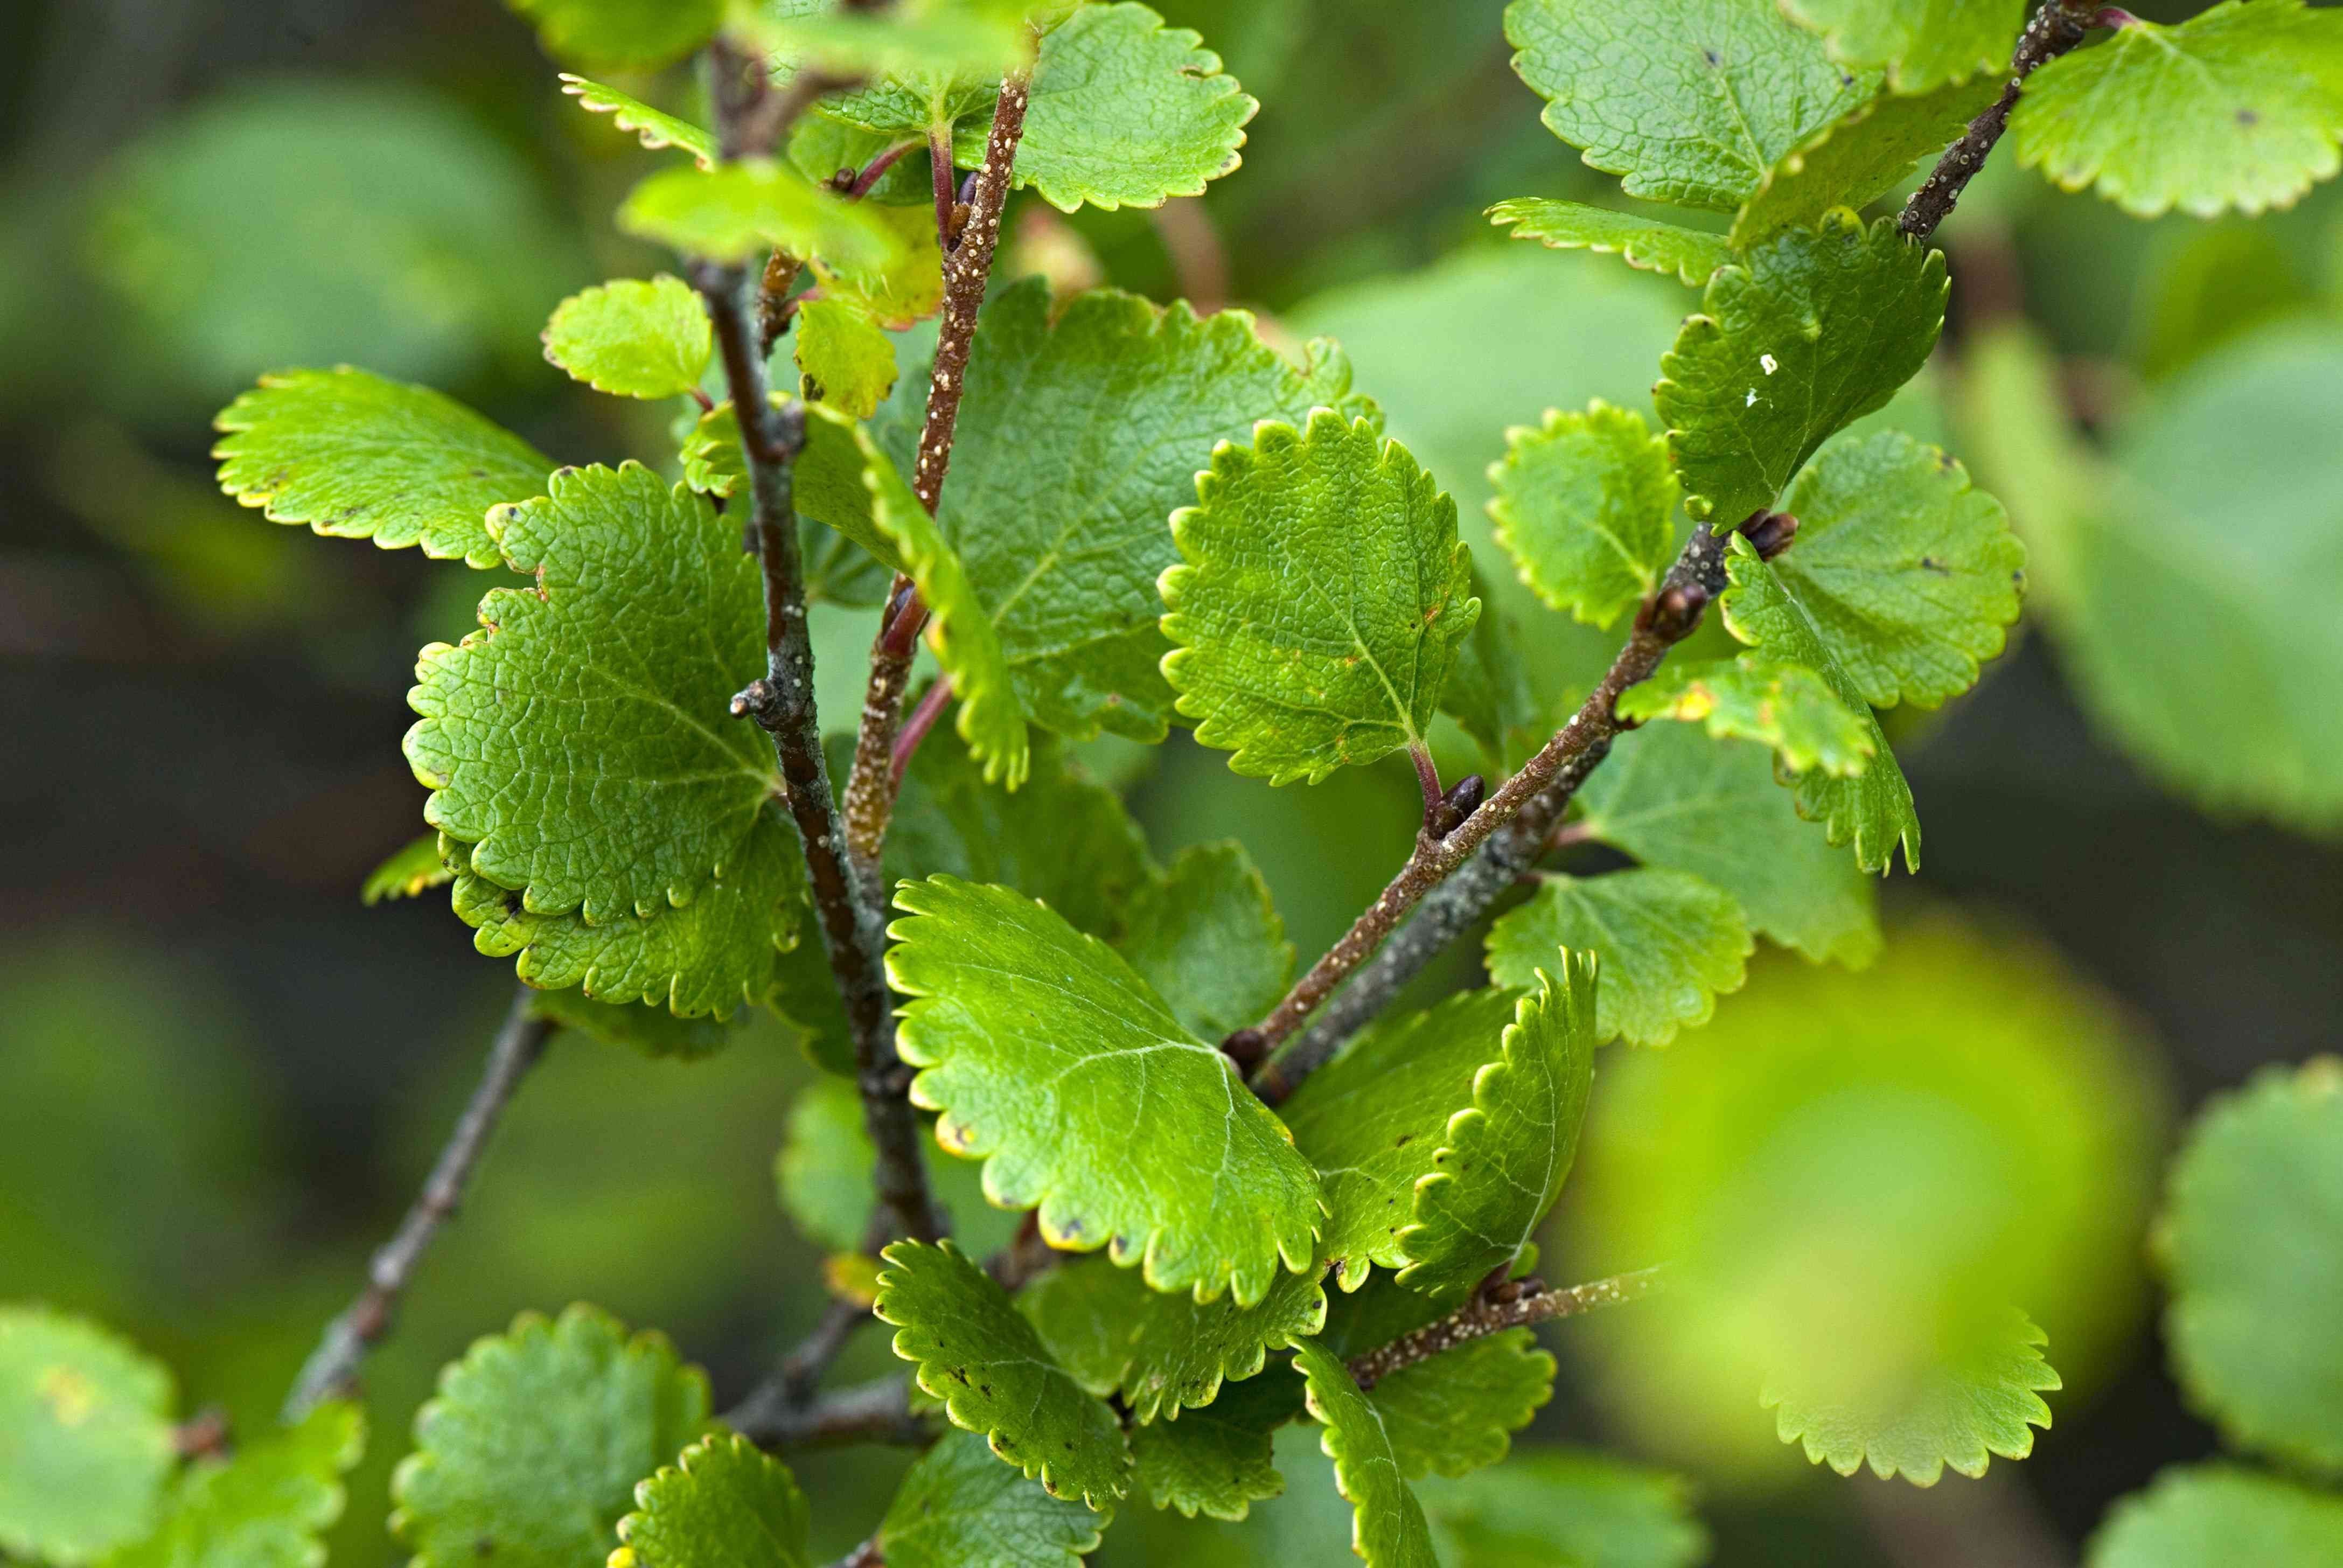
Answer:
[1424, 773, 1487, 838]
[1221, 1027, 1270, 1071]
[1740, 510, 1800, 560]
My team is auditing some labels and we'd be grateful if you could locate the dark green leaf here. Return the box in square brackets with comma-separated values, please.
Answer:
[1117, 844, 1294, 1042]
[612, 1433, 811, 1568]
[876, 1429, 1107, 1568]
[1484, 869, 1753, 1047]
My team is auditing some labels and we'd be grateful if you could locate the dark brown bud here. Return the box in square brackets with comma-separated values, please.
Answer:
[1221, 1027, 1270, 1071]
[1650, 581, 1712, 639]
[1741, 510, 1800, 560]
[1424, 774, 1485, 838]
[830, 166, 858, 193]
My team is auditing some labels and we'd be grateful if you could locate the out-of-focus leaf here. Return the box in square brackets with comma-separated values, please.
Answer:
[1486, 198, 1731, 288]
[542, 275, 712, 400]
[363, 835, 454, 905]
[2086, 1465, 2343, 1568]
[1776, 0, 2026, 94]
[776, 1077, 1023, 1259]
[618, 162, 903, 269]
[507, 0, 723, 70]
[1117, 844, 1294, 1043]
[0, 1307, 175, 1564]
[1417, 1448, 1710, 1568]
[793, 298, 898, 419]
[560, 75, 717, 166]
[110, 1403, 364, 1568]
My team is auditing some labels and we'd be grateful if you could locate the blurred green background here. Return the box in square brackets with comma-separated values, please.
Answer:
[4, 1, 2340, 1563]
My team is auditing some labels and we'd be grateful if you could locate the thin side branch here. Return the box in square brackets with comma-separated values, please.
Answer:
[1345, 1266, 1664, 1390]
[1249, 525, 1737, 1102]
[1899, 1, 2102, 242]
[283, 987, 553, 1419]
[729, 1375, 935, 1451]
[841, 68, 1035, 874]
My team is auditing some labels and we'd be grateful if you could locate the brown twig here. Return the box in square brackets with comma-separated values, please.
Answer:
[729, 1375, 934, 1451]
[841, 68, 1034, 876]
[1345, 1267, 1664, 1390]
[1248, 525, 1737, 1103]
[1899, 2, 2104, 242]
[282, 987, 553, 1419]
[1150, 197, 1231, 312]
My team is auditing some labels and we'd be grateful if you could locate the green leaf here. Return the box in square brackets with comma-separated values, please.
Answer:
[1505, 0, 1879, 211]
[1776, 0, 2025, 94]
[389, 1305, 712, 1568]
[1162, 412, 1478, 784]
[542, 275, 712, 400]
[1126, 1370, 1298, 1521]
[1281, 988, 1525, 1291]
[1487, 198, 1733, 288]
[679, 398, 912, 603]
[1485, 869, 1753, 1048]
[506, 0, 721, 69]
[405, 463, 777, 923]
[777, 1077, 1024, 1259]
[793, 298, 898, 420]
[1292, 1337, 1439, 1568]
[1487, 400, 1680, 630]
[1728, 74, 2002, 247]
[1720, 539, 1921, 873]
[0, 1307, 175, 1564]
[1019, 1255, 1327, 1423]
[1762, 1307, 2060, 1485]
[1397, 961, 1600, 1295]
[1117, 843, 1294, 1042]
[618, 161, 903, 269]
[362, 834, 452, 905]
[1418, 1448, 1710, 1568]
[789, 117, 928, 205]
[1615, 654, 1875, 778]
[213, 367, 552, 569]
[2087, 1465, 2343, 1568]
[448, 813, 802, 1020]
[810, 205, 947, 327]
[1438, 582, 1547, 777]
[887, 876, 1322, 1305]
[1575, 720, 1881, 966]
[1767, 430, 2025, 708]
[611, 1433, 811, 1568]
[1656, 211, 1947, 526]
[875, 1239, 1131, 1508]
[2011, 1, 2343, 219]
[107, 1403, 364, 1568]
[877, 1428, 1107, 1567]
[1376, 1333, 1554, 1482]
[527, 986, 737, 1062]
[923, 282, 1368, 750]
[758, 8, 1033, 82]
[559, 75, 717, 168]
[2158, 1058, 2343, 1475]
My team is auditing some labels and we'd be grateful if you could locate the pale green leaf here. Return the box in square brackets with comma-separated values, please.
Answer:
[777, 1077, 1024, 1259]
[1485, 869, 1753, 1048]
[618, 161, 903, 269]
[1398, 960, 1600, 1295]
[1126, 1370, 1298, 1521]
[213, 367, 552, 568]
[1763, 1307, 2060, 1485]
[1375, 1332, 1554, 1482]
[389, 1305, 712, 1568]
[2158, 1058, 2343, 1475]
[793, 298, 898, 419]
[2087, 1465, 2343, 1568]
[507, 0, 721, 69]
[1776, 0, 2023, 92]
[1505, 0, 1879, 211]
[1730, 73, 2001, 246]
[612, 1433, 811, 1568]
[1281, 988, 1525, 1292]
[542, 275, 712, 400]
[2012, 1, 2343, 219]
[1615, 654, 1875, 778]
[448, 813, 802, 1020]
[528, 986, 738, 1061]
[876, 1429, 1107, 1568]
[1488, 198, 1731, 288]
[1020, 1255, 1327, 1423]
[1487, 400, 1680, 630]
[105, 1402, 362, 1568]
[405, 463, 780, 922]
[1656, 211, 1947, 525]
[1292, 1337, 1439, 1568]
[362, 835, 452, 905]
[1575, 707, 1881, 966]
[0, 1307, 175, 1564]
[888, 876, 1323, 1304]
[678, 398, 911, 605]
[1720, 538, 1921, 873]
[1768, 430, 2025, 708]
[1161, 412, 1479, 785]
[559, 75, 717, 167]
[759, 8, 1033, 82]
[875, 1239, 1131, 1507]
[810, 205, 947, 327]
[1117, 843, 1294, 1042]
[1418, 1448, 1710, 1568]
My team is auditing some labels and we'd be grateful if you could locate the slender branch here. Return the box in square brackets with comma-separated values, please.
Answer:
[1248, 525, 1737, 1102]
[729, 1375, 935, 1451]
[1346, 1266, 1664, 1390]
[892, 678, 954, 784]
[841, 68, 1034, 874]
[1899, 1, 2102, 242]
[283, 987, 553, 1419]
[1150, 197, 1231, 312]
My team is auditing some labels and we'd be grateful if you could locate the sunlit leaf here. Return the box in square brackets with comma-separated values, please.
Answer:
[611, 1433, 811, 1568]
[1487, 198, 1732, 288]
[1292, 1338, 1438, 1568]
[0, 1307, 175, 1564]
[1485, 869, 1753, 1047]
[542, 275, 712, 400]
[1487, 400, 1680, 630]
